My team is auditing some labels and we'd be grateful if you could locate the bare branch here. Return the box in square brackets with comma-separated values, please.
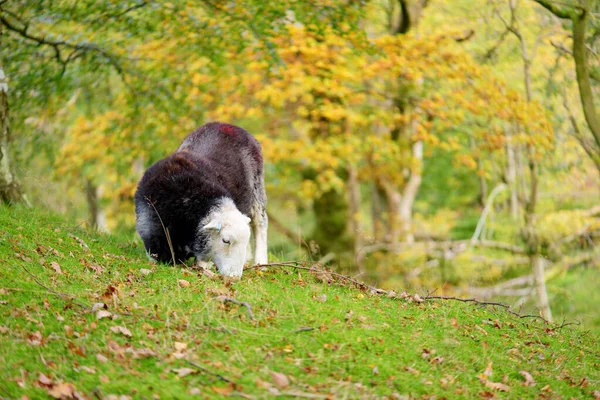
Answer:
[215, 297, 255, 321]
[531, 0, 573, 19]
[0, 13, 125, 75]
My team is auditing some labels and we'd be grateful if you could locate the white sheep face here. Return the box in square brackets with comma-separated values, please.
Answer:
[201, 200, 251, 277]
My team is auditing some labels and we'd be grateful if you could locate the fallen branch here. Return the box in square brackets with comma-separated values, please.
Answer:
[186, 360, 233, 384]
[246, 262, 387, 295]
[423, 294, 549, 324]
[20, 264, 89, 309]
[292, 327, 315, 333]
[215, 297, 255, 321]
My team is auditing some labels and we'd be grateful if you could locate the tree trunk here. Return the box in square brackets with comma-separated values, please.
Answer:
[532, 254, 552, 321]
[347, 165, 362, 254]
[0, 69, 28, 206]
[572, 3, 600, 150]
[505, 132, 519, 220]
[371, 182, 386, 242]
[398, 140, 423, 243]
[85, 179, 99, 229]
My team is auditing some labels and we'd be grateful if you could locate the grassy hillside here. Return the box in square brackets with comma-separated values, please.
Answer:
[0, 206, 599, 399]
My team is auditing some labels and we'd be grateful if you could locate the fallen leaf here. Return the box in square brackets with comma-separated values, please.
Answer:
[189, 387, 202, 395]
[413, 294, 423, 303]
[211, 385, 234, 395]
[314, 294, 327, 303]
[38, 373, 53, 387]
[174, 342, 188, 351]
[110, 326, 132, 338]
[96, 310, 112, 320]
[91, 303, 106, 312]
[140, 269, 152, 275]
[50, 262, 62, 274]
[96, 354, 108, 363]
[271, 371, 289, 389]
[172, 368, 195, 377]
[430, 356, 445, 365]
[47, 382, 86, 399]
[28, 331, 43, 346]
[593, 390, 600, 399]
[484, 362, 493, 377]
[519, 370, 535, 386]
[484, 380, 511, 392]
[64, 326, 73, 338]
[79, 366, 96, 374]
[178, 279, 190, 288]
[405, 366, 420, 376]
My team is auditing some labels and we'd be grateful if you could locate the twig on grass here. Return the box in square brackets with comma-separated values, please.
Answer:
[216, 297, 255, 321]
[248, 262, 558, 325]
[423, 294, 550, 324]
[19, 264, 89, 309]
[186, 360, 233, 384]
[292, 327, 315, 333]
[245, 262, 387, 295]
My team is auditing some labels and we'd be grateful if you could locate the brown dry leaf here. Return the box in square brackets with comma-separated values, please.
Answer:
[430, 356, 445, 365]
[211, 385, 234, 395]
[50, 262, 62, 274]
[593, 390, 600, 399]
[96, 354, 108, 363]
[314, 294, 327, 303]
[140, 269, 152, 275]
[96, 310, 112, 320]
[484, 380, 511, 392]
[484, 362, 493, 378]
[178, 279, 191, 288]
[450, 318, 458, 327]
[64, 326, 73, 338]
[91, 303, 106, 312]
[189, 387, 202, 395]
[174, 342, 188, 351]
[110, 326, 132, 338]
[47, 382, 87, 399]
[271, 371, 290, 389]
[519, 371, 535, 386]
[78, 366, 96, 374]
[38, 373, 53, 387]
[173, 368, 195, 377]
[28, 331, 43, 346]
[405, 366, 420, 376]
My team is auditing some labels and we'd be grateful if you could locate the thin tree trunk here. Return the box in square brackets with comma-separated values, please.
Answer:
[0, 69, 28, 206]
[507, 2, 552, 320]
[347, 165, 362, 253]
[505, 131, 519, 219]
[532, 254, 552, 320]
[572, 2, 600, 149]
[381, 181, 402, 246]
[371, 182, 386, 242]
[85, 179, 99, 229]
[398, 140, 423, 243]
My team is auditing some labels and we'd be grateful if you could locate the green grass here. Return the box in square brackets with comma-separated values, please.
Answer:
[0, 206, 599, 399]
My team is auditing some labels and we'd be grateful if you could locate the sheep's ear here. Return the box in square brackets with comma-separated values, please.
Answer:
[202, 220, 221, 232]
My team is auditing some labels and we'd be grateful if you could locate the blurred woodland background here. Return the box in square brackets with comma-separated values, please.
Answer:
[0, 0, 599, 328]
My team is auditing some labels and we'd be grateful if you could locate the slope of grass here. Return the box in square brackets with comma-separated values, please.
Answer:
[0, 205, 599, 399]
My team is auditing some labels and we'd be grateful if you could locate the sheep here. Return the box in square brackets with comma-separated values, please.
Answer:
[134, 122, 268, 277]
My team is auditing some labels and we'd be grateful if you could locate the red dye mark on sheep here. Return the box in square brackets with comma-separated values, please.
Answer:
[219, 124, 237, 136]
